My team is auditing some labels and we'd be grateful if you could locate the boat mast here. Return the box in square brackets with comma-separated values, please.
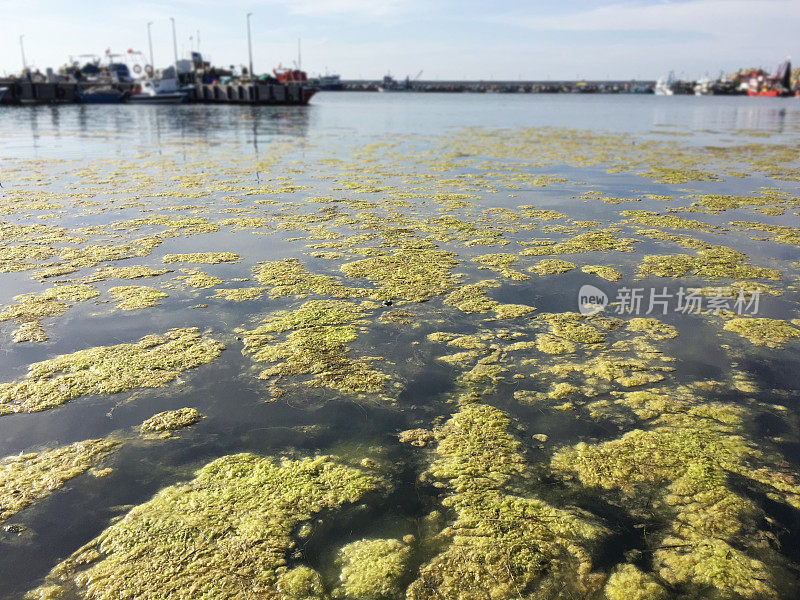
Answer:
[19, 35, 26, 71]
[147, 22, 155, 75]
[246, 13, 254, 81]
[170, 17, 179, 80]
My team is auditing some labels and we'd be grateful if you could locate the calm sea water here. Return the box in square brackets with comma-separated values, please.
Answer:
[1, 93, 800, 598]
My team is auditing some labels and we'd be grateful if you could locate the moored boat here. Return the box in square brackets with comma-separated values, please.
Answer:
[76, 85, 129, 103]
[129, 79, 188, 104]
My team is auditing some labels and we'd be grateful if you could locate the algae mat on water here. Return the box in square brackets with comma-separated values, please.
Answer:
[28, 454, 386, 600]
[0, 439, 119, 524]
[0, 328, 224, 415]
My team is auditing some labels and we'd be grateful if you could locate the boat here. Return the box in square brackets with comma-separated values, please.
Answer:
[76, 85, 129, 103]
[654, 74, 674, 96]
[0, 87, 7, 103]
[377, 74, 416, 92]
[317, 73, 343, 91]
[273, 65, 307, 83]
[129, 78, 188, 104]
[741, 60, 794, 97]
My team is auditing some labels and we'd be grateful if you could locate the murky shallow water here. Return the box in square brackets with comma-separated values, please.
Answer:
[1, 93, 800, 599]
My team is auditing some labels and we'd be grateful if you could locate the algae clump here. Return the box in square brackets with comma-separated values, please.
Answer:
[241, 300, 390, 395]
[341, 250, 458, 303]
[162, 252, 240, 264]
[408, 404, 605, 600]
[0, 284, 100, 342]
[108, 286, 168, 310]
[581, 265, 622, 281]
[335, 538, 411, 600]
[723, 317, 800, 348]
[1, 439, 119, 523]
[0, 328, 224, 415]
[31, 454, 384, 600]
[529, 259, 577, 275]
[140, 408, 203, 433]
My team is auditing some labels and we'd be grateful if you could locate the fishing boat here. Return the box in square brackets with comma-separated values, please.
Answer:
[742, 60, 794, 97]
[654, 73, 674, 96]
[129, 79, 188, 104]
[76, 85, 129, 103]
[377, 74, 417, 92]
[317, 73, 343, 91]
[273, 65, 307, 83]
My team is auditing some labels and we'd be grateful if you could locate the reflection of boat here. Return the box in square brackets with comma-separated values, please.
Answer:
[76, 85, 129, 103]
[130, 78, 188, 104]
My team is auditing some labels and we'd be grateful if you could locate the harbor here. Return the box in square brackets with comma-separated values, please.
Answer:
[3, 3, 800, 599]
[0, 79, 313, 106]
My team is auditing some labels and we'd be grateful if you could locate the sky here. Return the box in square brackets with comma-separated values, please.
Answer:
[1, 0, 798, 80]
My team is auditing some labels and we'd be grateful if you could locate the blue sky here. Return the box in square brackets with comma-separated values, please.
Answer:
[2, 0, 798, 79]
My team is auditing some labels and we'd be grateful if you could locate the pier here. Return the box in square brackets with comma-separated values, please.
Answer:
[0, 80, 313, 106]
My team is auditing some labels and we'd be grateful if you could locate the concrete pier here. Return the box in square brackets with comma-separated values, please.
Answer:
[0, 80, 314, 106]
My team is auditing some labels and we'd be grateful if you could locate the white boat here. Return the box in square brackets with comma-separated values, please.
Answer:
[655, 72, 675, 96]
[129, 78, 188, 104]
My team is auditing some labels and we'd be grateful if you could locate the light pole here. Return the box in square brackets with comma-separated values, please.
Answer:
[147, 22, 154, 76]
[246, 13, 254, 81]
[170, 17, 179, 81]
[19, 35, 27, 72]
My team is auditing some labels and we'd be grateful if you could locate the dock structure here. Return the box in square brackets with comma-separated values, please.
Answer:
[0, 80, 314, 106]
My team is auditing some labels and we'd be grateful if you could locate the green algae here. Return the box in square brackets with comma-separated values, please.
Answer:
[491, 302, 536, 319]
[521, 230, 637, 257]
[0, 284, 100, 342]
[341, 249, 458, 303]
[638, 246, 781, 280]
[537, 312, 606, 344]
[626, 318, 678, 340]
[604, 564, 666, 600]
[1, 439, 119, 523]
[443, 280, 500, 313]
[276, 566, 326, 600]
[552, 392, 799, 599]
[471, 252, 529, 281]
[580, 265, 621, 281]
[240, 300, 390, 396]
[210, 287, 266, 302]
[140, 408, 203, 433]
[83, 265, 170, 282]
[334, 538, 411, 600]
[622, 211, 720, 232]
[30, 454, 384, 600]
[255, 258, 360, 299]
[108, 286, 168, 310]
[0, 328, 224, 415]
[162, 252, 240, 264]
[723, 317, 800, 348]
[536, 333, 576, 355]
[408, 404, 605, 599]
[529, 259, 577, 275]
[176, 270, 223, 289]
